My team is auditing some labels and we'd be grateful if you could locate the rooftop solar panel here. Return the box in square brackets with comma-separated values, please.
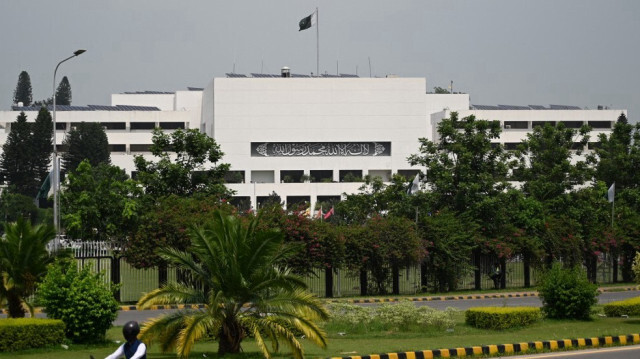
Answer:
[472, 105, 500, 110]
[528, 105, 548, 110]
[498, 105, 530, 110]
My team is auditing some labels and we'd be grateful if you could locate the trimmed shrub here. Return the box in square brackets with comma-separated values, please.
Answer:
[37, 259, 119, 343]
[0, 318, 65, 351]
[537, 263, 598, 320]
[603, 296, 640, 317]
[465, 307, 541, 330]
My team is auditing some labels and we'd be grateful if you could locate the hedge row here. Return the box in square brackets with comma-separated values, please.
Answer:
[0, 318, 65, 351]
[465, 307, 541, 330]
[603, 296, 640, 317]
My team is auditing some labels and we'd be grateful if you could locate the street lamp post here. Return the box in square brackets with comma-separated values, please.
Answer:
[52, 49, 86, 250]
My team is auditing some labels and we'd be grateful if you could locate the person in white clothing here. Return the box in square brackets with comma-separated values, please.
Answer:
[105, 321, 147, 359]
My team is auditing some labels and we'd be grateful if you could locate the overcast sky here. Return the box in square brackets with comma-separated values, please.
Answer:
[1, 0, 637, 119]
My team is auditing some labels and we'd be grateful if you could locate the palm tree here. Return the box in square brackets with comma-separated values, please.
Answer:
[0, 217, 57, 317]
[138, 210, 329, 359]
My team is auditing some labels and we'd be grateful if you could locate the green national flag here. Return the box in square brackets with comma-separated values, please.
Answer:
[299, 11, 316, 31]
[37, 169, 53, 200]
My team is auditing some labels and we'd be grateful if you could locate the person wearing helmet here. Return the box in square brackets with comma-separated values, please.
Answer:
[105, 321, 147, 359]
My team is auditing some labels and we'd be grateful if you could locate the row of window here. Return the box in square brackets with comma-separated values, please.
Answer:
[503, 121, 612, 130]
[228, 195, 342, 211]
[500, 142, 601, 150]
[222, 169, 420, 184]
[54, 122, 186, 131]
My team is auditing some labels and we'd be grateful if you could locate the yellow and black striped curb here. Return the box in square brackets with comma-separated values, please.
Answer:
[327, 293, 539, 304]
[119, 304, 207, 311]
[326, 286, 638, 305]
[329, 333, 640, 359]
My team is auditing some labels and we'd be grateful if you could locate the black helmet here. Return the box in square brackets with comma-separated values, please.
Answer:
[123, 321, 140, 342]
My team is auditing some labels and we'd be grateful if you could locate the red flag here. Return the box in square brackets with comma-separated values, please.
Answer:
[323, 207, 334, 220]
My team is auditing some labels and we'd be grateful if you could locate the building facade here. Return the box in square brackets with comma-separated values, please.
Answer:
[0, 75, 625, 210]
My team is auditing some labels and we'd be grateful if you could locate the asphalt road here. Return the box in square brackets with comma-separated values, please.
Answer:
[110, 290, 640, 326]
[4, 290, 639, 326]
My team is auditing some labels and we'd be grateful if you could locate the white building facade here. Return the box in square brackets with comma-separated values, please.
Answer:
[0, 75, 625, 210]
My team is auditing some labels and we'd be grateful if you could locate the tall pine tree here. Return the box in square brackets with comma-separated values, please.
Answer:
[61, 122, 110, 172]
[13, 71, 33, 106]
[32, 108, 54, 184]
[0, 113, 37, 196]
[55, 76, 72, 106]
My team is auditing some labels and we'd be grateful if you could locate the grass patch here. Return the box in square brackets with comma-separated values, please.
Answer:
[1, 313, 639, 358]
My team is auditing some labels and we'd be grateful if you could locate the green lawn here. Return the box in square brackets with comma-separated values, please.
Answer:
[2, 310, 640, 359]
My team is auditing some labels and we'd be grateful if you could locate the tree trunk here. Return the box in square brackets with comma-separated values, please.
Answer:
[218, 318, 244, 355]
[473, 249, 481, 290]
[7, 292, 26, 318]
[499, 258, 507, 289]
[420, 260, 428, 292]
[523, 252, 531, 288]
[324, 266, 334, 298]
[612, 251, 619, 283]
[359, 269, 368, 296]
[392, 264, 400, 295]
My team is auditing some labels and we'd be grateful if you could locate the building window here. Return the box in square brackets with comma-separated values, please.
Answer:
[571, 142, 584, 150]
[130, 144, 153, 152]
[130, 122, 156, 130]
[504, 142, 520, 151]
[310, 170, 333, 183]
[559, 121, 584, 129]
[588, 121, 612, 129]
[503, 121, 528, 129]
[281, 170, 304, 183]
[108, 144, 126, 153]
[224, 171, 245, 184]
[339, 170, 363, 182]
[257, 193, 281, 208]
[368, 170, 392, 182]
[251, 170, 274, 183]
[532, 121, 556, 128]
[56, 122, 67, 130]
[286, 196, 310, 210]
[101, 122, 126, 130]
[397, 169, 420, 181]
[588, 142, 602, 150]
[230, 196, 251, 211]
[159, 122, 185, 130]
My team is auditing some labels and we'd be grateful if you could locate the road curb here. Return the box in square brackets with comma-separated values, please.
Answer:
[329, 333, 640, 359]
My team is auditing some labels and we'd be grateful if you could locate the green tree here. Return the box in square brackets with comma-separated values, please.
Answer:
[38, 259, 119, 343]
[0, 218, 57, 317]
[137, 210, 329, 358]
[124, 195, 234, 268]
[592, 113, 640, 191]
[421, 210, 474, 292]
[515, 122, 591, 210]
[134, 128, 232, 198]
[0, 190, 49, 229]
[32, 107, 53, 185]
[61, 122, 110, 172]
[433, 86, 450, 94]
[55, 76, 72, 106]
[13, 71, 32, 106]
[0, 111, 50, 197]
[61, 161, 141, 242]
[408, 112, 512, 213]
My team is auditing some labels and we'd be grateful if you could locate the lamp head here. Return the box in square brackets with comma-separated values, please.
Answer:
[73, 49, 86, 56]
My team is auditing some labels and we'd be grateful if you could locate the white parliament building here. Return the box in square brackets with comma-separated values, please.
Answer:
[0, 71, 626, 210]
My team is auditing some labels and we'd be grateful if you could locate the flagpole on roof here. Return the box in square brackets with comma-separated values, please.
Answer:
[316, 7, 319, 77]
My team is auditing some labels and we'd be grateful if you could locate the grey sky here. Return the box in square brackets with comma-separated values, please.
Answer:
[1, 0, 637, 118]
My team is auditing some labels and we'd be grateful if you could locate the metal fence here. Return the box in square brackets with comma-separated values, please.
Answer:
[64, 241, 625, 301]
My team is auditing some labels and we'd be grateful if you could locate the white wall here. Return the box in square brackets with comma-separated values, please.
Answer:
[203, 77, 430, 209]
